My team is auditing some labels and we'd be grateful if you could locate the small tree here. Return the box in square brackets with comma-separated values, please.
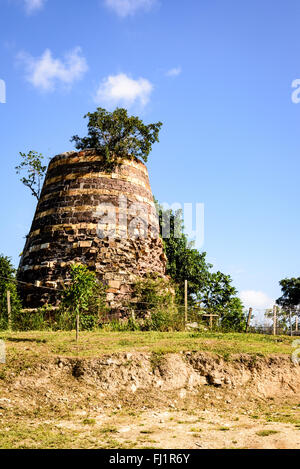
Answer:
[15, 151, 47, 200]
[61, 264, 99, 342]
[71, 107, 162, 170]
[0, 255, 21, 330]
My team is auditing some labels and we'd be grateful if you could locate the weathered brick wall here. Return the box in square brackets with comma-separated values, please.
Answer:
[17, 150, 167, 311]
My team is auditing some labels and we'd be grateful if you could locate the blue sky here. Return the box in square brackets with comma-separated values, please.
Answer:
[0, 0, 300, 315]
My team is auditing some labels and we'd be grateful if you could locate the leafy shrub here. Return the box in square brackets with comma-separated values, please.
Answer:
[12, 309, 47, 331]
[105, 317, 141, 332]
[130, 274, 183, 331]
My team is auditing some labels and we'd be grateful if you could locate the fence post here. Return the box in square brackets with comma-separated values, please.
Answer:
[184, 280, 188, 326]
[245, 307, 252, 333]
[273, 305, 277, 336]
[76, 312, 79, 343]
[296, 316, 299, 333]
[7, 290, 11, 331]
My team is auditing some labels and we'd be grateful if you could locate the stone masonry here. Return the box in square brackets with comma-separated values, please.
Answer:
[17, 149, 167, 310]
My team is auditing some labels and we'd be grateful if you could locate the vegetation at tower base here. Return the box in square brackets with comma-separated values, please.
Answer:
[130, 274, 182, 331]
[156, 203, 246, 331]
[71, 107, 162, 171]
[15, 151, 47, 200]
[0, 255, 21, 330]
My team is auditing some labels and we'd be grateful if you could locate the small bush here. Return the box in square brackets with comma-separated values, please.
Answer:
[13, 310, 45, 331]
[130, 274, 183, 332]
[106, 317, 141, 332]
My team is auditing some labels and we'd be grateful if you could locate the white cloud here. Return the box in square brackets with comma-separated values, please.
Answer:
[18, 47, 88, 92]
[240, 290, 274, 310]
[24, 0, 46, 14]
[104, 0, 157, 17]
[166, 67, 182, 77]
[95, 73, 153, 108]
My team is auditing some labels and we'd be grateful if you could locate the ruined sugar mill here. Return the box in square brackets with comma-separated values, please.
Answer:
[17, 149, 167, 311]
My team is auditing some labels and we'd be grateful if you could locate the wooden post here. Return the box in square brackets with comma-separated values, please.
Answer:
[76, 312, 79, 343]
[273, 305, 277, 336]
[184, 280, 188, 325]
[290, 309, 293, 337]
[7, 291, 11, 331]
[296, 316, 299, 333]
[245, 307, 253, 333]
[209, 314, 213, 330]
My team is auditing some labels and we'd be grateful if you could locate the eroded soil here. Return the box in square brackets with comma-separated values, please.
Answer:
[0, 352, 299, 449]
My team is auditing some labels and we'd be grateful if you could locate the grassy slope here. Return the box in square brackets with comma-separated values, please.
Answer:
[0, 330, 295, 361]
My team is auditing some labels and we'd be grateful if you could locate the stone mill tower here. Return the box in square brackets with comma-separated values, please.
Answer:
[17, 149, 167, 310]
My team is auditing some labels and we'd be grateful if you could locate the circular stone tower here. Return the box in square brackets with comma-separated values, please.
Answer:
[17, 149, 167, 310]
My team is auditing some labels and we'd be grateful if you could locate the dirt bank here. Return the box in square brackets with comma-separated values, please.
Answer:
[1, 352, 299, 449]
[5, 352, 299, 397]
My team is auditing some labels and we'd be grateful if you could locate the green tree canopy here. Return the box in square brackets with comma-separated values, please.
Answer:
[71, 107, 162, 169]
[276, 277, 300, 313]
[156, 202, 246, 331]
[156, 202, 211, 300]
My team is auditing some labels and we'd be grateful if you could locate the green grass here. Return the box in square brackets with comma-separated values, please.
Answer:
[99, 426, 118, 434]
[256, 430, 279, 437]
[82, 419, 96, 425]
[0, 422, 132, 449]
[0, 330, 294, 365]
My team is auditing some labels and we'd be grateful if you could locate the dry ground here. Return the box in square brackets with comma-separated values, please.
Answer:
[0, 387, 299, 449]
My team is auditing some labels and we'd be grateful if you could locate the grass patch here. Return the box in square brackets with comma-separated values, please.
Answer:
[99, 426, 118, 434]
[82, 419, 96, 425]
[256, 430, 279, 437]
[150, 351, 166, 372]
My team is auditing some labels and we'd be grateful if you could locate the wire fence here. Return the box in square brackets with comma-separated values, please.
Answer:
[245, 307, 300, 337]
[0, 274, 299, 336]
